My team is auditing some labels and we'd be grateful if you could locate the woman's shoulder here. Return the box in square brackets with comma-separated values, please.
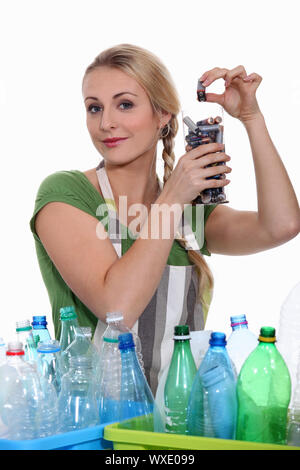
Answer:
[36, 169, 85, 194]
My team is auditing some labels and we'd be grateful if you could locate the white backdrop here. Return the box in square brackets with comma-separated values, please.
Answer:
[0, 0, 299, 343]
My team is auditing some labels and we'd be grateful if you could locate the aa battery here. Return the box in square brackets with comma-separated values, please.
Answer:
[197, 117, 214, 126]
[183, 116, 200, 135]
[197, 79, 206, 102]
[198, 124, 220, 133]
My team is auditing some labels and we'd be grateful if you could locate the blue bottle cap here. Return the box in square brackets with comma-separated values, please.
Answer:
[32, 316, 48, 327]
[118, 332, 135, 350]
[209, 332, 227, 347]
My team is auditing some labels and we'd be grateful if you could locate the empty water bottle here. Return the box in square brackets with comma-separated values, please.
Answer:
[57, 356, 99, 432]
[287, 347, 300, 446]
[164, 325, 197, 434]
[16, 320, 38, 363]
[0, 342, 46, 439]
[236, 327, 291, 445]
[59, 306, 80, 352]
[118, 333, 163, 432]
[226, 315, 258, 374]
[277, 282, 300, 404]
[37, 340, 66, 395]
[99, 312, 144, 371]
[0, 338, 6, 364]
[187, 332, 237, 439]
[31, 316, 51, 344]
[61, 327, 100, 372]
[98, 336, 121, 423]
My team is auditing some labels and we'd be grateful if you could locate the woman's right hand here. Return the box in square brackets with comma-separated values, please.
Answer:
[162, 142, 232, 205]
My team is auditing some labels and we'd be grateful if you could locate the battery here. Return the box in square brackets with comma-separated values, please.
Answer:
[197, 79, 206, 102]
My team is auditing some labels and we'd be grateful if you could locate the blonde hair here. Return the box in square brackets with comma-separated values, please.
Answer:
[83, 44, 214, 313]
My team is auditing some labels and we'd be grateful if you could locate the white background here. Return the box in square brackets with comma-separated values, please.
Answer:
[0, 0, 299, 343]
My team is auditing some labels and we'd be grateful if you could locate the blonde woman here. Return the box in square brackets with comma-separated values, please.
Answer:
[30, 44, 300, 393]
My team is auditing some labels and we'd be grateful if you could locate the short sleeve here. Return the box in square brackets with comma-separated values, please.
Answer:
[29, 171, 98, 243]
[200, 204, 218, 256]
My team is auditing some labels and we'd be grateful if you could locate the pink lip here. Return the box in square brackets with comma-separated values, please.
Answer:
[102, 137, 128, 148]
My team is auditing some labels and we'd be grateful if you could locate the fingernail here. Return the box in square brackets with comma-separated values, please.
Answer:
[202, 79, 209, 86]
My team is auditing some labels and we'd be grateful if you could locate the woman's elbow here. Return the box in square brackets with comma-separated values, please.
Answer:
[272, 217, 300, 244]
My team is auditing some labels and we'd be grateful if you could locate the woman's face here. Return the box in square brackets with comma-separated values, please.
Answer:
[82, 66, 170, 165]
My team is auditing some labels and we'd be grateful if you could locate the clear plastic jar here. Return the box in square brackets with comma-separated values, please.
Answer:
[182, 79, 229, 205]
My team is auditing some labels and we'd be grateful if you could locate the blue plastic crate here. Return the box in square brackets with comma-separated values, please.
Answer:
[0, 424, 113, 450]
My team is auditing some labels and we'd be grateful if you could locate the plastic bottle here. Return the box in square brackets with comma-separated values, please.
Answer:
[98, 336, 122, 424]
[99, 312, 144, 371]
[164, 325, 197, 434]
[59, 306, 80, 352]
[0, 341, 56, 439]
[37, 340, 66, 395]
[31, 316, 51, 344]
[226, 315, 258, 374]
[287, 347, 300, 446]
[61, 326, 100, 372]
[277, 282, 300, 404]
[155, 330, 211, 426]
[187, 332, 237, 439]
[236, 326, 291, 445]
[16, 320, 38, 363]
[57, 355, 99, 432]
[118, 333, 163, 432]
[0, 337, 6, 364]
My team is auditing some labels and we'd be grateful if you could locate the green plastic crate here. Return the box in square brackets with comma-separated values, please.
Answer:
[104, 415, 300, 450]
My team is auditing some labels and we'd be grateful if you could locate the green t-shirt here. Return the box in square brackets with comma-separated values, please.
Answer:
[30, 170, 216, 340]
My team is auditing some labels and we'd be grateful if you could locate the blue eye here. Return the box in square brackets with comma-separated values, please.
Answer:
[88, 105, 101, 114]
[120, 102, 133, 110]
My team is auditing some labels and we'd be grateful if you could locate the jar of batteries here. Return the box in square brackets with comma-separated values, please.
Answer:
[182, 79, 229, 205]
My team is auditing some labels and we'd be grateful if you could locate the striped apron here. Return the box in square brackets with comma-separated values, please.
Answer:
[93, 160, 206, 394]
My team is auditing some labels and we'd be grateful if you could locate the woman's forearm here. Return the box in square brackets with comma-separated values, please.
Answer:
[243, 113, 300, 239]
[103, 191, 184, 328]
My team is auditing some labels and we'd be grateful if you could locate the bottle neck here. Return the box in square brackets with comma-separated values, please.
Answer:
[231, 322, 248, 332]
[61, 319, 78, 331]
[173, 338, 192, 353]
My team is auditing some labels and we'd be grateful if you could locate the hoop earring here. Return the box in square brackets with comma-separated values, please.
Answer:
[160, 123, 170, 139]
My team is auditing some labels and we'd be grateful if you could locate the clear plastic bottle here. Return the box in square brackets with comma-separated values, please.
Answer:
[16, 320, 38, 363]
[226, 315, 258, 374]
[31, 316, 51, 344]
[98, 336, 122, 424]
[287, 347, 300, 446]
[236, 326, 291, 445]
[99, 312, 144, 371]
[59, 306, 80, 352]
[57, 355, 99, 432]
[187, 332, 237, 439]
[61, 326, 100, 372]
[0, 337, 6, 364]
[37, 340, 66, 395]
[118, 333, 163, 432]
[277, 282, 300, 404]
[0, 341, 45, 439]
[164, 325, 197, 434]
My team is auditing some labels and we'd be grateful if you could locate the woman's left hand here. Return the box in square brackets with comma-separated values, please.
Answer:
[200, 66, 263, 123]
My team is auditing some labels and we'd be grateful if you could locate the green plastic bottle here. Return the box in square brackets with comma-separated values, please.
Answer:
[164, 325, 197, 434]
[236, 326, 291, 445]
